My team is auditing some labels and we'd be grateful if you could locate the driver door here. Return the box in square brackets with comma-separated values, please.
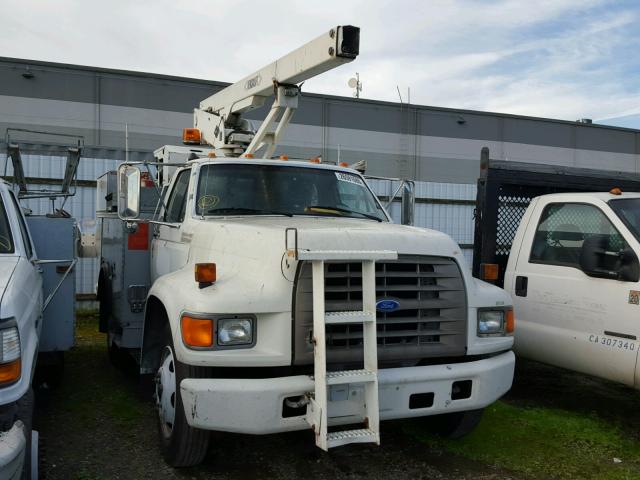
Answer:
[510, 199, 640, 386]
[151, 168, 192, 281]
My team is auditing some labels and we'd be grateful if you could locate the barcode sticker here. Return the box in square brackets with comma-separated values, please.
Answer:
[335, 171, 364, 186]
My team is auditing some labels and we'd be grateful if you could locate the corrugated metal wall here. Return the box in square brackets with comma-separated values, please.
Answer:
[1, 154, 477, 297]
[367, 179, 476, 267]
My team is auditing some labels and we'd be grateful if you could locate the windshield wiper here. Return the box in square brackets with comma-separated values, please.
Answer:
[305, 205, 382, 222]
[205, 207, 292, 217]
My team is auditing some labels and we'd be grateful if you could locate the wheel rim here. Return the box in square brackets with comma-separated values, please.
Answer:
[156, 346, 177, 438]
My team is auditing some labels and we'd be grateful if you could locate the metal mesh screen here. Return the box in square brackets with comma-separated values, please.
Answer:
[495, 193, 536, 258]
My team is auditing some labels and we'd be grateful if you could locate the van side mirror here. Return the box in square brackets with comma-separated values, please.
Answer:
[579, 235, 640, 282]
[118, 165, 141, 219]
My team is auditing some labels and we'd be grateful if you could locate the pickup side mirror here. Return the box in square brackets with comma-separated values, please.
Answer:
[118, 165, 141, 219]
[579, 235, 640, 282]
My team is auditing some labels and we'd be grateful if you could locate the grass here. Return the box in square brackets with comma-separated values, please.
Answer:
[42, 312, 640, 480]
[56, 313, 148, 431]
[406, 401, 640, 480]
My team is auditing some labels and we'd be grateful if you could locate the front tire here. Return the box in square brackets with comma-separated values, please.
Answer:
[425, 408, 484, 439]
[155, 331, 210, 467]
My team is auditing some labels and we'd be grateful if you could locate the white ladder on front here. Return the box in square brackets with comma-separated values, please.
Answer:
[299, 249, 398, 450]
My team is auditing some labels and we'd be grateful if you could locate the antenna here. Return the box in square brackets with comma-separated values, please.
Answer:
[348, 72, 362, 98]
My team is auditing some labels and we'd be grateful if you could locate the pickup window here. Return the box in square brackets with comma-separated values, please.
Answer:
[164, 169, 191, 223]
[0, 197, 14, 254]
[530, 202, 626, 269]
[609, 198, 640, 243]
[196, 164, 387, 221]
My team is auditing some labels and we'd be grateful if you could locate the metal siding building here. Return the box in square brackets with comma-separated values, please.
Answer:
[0, 57, 638, 296]
[2, 57, 640, 183]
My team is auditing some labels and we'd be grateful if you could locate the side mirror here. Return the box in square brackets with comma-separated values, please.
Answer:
[118, 165, 141, 219]
[579, 235, 640, 282]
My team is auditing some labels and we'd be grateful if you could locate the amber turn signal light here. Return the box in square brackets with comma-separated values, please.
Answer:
[195, 263, 216, 285]
[506, 309, 515, 334]
[480, 263, 499, 281]
[181, 316, 214, 348]
[0, 359, 20, 385]
[182, 128, 201, 145]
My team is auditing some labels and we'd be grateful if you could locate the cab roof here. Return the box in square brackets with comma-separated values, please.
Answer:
[538, 191, 640, 202]
[186, 156, 360, 174]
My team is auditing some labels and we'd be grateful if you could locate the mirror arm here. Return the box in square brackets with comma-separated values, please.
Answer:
[148, 220, 180, 229]
[117, 218, 180, 229]
[142, 163, 170, 215]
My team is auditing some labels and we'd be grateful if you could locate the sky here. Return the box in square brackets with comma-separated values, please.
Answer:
[1, 0, 639, 128]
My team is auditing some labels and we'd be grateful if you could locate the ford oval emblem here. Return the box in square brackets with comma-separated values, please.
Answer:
[376, 299, 400, 312]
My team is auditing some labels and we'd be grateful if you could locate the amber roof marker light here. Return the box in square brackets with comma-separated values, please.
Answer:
[182, 128, 202, 145]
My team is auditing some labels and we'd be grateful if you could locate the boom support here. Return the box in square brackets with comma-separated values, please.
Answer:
[194, 25, 360, 157]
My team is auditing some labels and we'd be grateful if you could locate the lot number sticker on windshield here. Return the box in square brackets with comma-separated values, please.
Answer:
[335, 171, 364, 186]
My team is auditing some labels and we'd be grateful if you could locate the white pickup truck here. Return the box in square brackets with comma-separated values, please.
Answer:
[505, 191, 640, 387]
[0, 135, 79, 479]
[473, 151, 640, 388]
[0, 179, 42, 480]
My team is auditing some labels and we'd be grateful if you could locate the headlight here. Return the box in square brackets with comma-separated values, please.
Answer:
[478, 310, 505, 336]
[477, 309, 515, 336]
[1, 327, 20, 362]
[217, 318, 253, 346]
[0, 325, 21, 385]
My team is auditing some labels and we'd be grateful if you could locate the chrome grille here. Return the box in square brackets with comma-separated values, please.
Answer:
[293, 255, 468, 366]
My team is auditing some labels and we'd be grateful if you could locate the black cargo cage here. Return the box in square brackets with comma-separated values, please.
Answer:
[472, 146, 640, 288]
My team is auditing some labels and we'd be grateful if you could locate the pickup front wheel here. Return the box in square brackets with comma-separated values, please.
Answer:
[155, 332, 210, 467]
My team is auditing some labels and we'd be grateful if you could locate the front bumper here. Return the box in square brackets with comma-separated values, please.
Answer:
[0, 421, 26, 480]
[180, 350, 515, 434]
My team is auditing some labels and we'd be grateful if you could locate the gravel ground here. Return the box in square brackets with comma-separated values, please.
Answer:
[33, 317, 639, 480]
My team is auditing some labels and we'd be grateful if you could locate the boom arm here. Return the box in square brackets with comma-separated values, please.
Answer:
[194, 25, 360, 157]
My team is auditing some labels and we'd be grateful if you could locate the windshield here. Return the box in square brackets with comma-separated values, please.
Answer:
[609, 198, 640, 242]
[196, 163, 388, 221]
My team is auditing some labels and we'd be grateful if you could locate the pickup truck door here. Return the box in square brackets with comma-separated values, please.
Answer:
[509, 199, 639, 386]
[151, 168, 192, 280]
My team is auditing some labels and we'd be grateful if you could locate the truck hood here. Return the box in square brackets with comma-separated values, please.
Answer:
[188, 216, 468, 288]
[193, 216, 463, 258]
[186, 216, 469, 313]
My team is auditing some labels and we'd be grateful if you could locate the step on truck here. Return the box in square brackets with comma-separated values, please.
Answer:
[96, 26, 515, 467]
[0, 130, 79, 479]
[473, 147, 640, 388]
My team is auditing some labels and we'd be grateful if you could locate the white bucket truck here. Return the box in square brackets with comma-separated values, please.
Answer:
[97, 26, 515, 467]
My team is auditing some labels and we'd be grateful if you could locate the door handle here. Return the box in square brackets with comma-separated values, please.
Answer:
[515, 276, 528, 297]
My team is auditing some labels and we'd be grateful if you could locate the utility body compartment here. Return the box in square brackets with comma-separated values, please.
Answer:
[26, 216, 76, 352]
